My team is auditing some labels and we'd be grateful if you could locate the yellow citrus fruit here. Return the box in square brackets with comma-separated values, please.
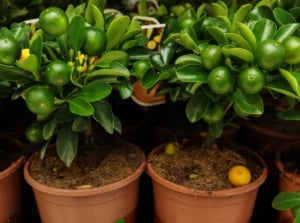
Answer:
[164, 142, 179, 155]
[228, 165, 251, 187]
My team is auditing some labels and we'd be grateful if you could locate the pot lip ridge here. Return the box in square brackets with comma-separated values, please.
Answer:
[0, 156, 25, 180]
[23, 144, 146, 197]
[243, 119, 300, 140]
[146, 143, 268, 197]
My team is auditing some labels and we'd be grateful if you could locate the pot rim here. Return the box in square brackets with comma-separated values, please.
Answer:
[146, 143, 268, 197]
[243, 120, 300, 140]
[0, 156, 25, 180]
[24, 143, 146, 197]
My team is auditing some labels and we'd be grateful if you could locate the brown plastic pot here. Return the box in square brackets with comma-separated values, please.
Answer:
[275, 141, 300, 223]
[131, 80, 166, 106]
[147, 144, 268, 223]
[0, 156, 24, 223]
[24, 145, 146, 223]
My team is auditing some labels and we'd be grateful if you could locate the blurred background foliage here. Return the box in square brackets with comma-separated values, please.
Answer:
[1, 0, 300, 26]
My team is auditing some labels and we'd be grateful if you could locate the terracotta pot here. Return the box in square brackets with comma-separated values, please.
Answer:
[275, 141, 300, 223]
[131, 80, 166, 106]
[146, 144, 268, 223]
[24, 145, 146, 223]
[241, 119, 300, 222]
[0, 156, 24, 223]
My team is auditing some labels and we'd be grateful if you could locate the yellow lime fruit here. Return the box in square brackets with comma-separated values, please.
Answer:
[164, 142, 179, 155]
[228, 165, 251, 187]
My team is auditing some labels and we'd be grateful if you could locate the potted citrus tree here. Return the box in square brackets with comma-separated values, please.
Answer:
[132, 0, 300, 222]
[0, 0, 148, 222]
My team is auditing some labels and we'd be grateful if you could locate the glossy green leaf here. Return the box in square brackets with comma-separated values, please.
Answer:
[164, 32, 197, 51]
[54, 107, 76, 122]
[30, 35, 43, 68]
[233, 89, 263, 115]
[137, 0, 148, 16]
[279, 69, 300, 96]
[161, 42, 177, 65]
[186, 89, 210, 123]
[15, 54, 39, 75]
[43, 119, 57, 140]
[161, 17, 180, 41]
[68, 97, 94, 116]
[150, 54, 165, 69]
[231, 3, 252, 32]
[93, 100, 115, 134]
[113, 115, 122, 134]
[97, 51, 129, 66]
[72, 116, 90, 132]
[205, 26, 228, 45]
[121, 40, 140, 50]
[9, 22, 31, 43]
[85, 1, 105, 28]
[141, 68, 160, 89]
[57, 36, 70, 61]
[78, 80, 112, 102]
[208, 122, 223, 139]
[273, 7, 296, 25]
[106, 15, 130, 50]
[118, 80, 133, 99]
[265, 79, 300, 99]
[176, 64, 208, 82]
[237, 22, 257, 51]
[211, 1, 228, 17]
[248, 5, 274, 21]
[253, 19, 277, 43]
[222, 47, 254, 62]
[175, 54, 202, 66]
[272, 192, 300, 210]
[121, 20, 142, 43]
[273, 23, 300, 43]
[0, 64, 32, 82]
[277, 109, 300, 121]
[67, 16, 86, 52]
[89, 62, 130, 78]
[56, 124, 78, 167]
[91, 3, 105, 30]
[225, 33, 252, 51]
[186, 90, 211, 123]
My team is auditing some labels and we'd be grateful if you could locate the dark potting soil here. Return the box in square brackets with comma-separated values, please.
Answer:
[280, 147, 300, 175]
[28, 136, 144, 189]
[148, 140, 264, 191]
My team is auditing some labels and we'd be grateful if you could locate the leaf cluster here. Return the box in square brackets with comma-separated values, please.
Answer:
[134, 0, 300, 140]
[0, 0, 145, 167]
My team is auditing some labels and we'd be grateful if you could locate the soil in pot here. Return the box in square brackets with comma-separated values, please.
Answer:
[28, 135, 144, 189]
[148, 139, 263, 191]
